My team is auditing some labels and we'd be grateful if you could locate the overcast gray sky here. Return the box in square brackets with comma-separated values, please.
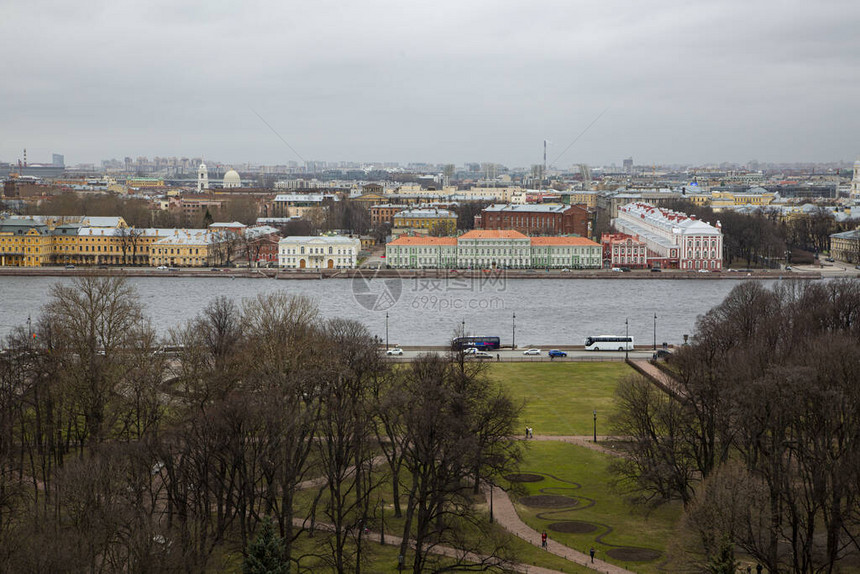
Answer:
[1, 0, 858, 168]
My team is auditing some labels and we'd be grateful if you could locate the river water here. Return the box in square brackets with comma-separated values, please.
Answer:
[0, 275, 779, 346]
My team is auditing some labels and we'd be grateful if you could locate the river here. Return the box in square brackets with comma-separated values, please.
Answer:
[0, 274, 779, 346]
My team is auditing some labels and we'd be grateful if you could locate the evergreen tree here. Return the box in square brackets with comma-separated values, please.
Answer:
[243, 517, 288, 574]
[707, 536, 738, 574]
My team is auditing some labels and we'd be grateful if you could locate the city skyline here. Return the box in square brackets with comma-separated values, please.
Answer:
[2, 0, 858, 167]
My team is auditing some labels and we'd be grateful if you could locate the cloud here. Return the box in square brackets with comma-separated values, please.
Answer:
[1, 0, 858, 166]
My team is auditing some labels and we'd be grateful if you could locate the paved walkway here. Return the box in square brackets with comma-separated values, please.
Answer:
[489, 486, 635, 574]
[628, 359, 684, 397]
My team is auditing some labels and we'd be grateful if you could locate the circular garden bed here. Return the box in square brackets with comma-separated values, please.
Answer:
[519, 494, 578, 508]
[548, 520, 597, 534]
[606, 547, 662, 562]
[504, 473, 544, 483]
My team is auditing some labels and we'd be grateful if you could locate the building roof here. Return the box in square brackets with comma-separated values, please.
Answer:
[393, 208, 455, 218]
[278, 235, 360, 245]
[152, 229, 219, 245]
[209, 221, 247, 229]
[244, 225, 280, 239]
[387, 236, 458, 246]
[529, 237, 599, 246]
[459, 230, 529, 240]
[482, 203, 570, 213]
[273, 193, 338, 203]
[82, 216, 126, 228]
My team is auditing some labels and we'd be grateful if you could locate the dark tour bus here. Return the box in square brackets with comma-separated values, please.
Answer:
[452, 336, 501, 351]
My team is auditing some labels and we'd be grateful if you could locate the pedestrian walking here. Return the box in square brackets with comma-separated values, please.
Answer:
[756, 565, 763, 574]
[589, 547, 595, 562]
[541, 531, 547, 549]
[496, 353, 500, 362]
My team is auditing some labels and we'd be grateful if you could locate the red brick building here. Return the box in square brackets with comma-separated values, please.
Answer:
[473, 204, 591, 237]
[370, 204, 409, 227]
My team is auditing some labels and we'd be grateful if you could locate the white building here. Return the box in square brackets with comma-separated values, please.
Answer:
[197, 163, 209, 192]
[278, 235, 361, 269]
[223, 169, 241, 189]
[613, 202, 723, 270]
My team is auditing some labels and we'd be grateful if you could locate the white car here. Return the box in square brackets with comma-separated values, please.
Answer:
[386, 347, 404, 356]
[463, 347, 479, 355]
[522, 348, 541, 356]
[611, 267, 622, 272]
[156, 265, 168, 270]
[473, 351, 493, 359]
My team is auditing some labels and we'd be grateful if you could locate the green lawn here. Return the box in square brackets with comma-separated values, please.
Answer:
[508, 440, 682, 573]
[488, 362, 632, 436]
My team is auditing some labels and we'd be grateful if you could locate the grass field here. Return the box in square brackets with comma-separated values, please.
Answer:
[508, 440, 682, 573]
[488, 362, 633, 436]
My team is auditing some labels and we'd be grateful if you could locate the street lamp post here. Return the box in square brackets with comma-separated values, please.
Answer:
[462, 319, 465, 337]
[593, 410, 597, 442]
[385, 312, 389, 350]
[512, 312, 516, 350]
[653, 313, 657, 351]
[625, 318, 629, 360]
[380, 499, 385, 545]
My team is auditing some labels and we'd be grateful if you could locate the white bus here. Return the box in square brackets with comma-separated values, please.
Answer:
[584, 335, 634, 351]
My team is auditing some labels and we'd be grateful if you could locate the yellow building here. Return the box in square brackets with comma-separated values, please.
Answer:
[126, 177, 165, 188]
[392, 208, 457, 235]
[0, 220, 53, 267]
[563, 191, 599, 209]
[149, 229, 219, 267]
[709, 190, 776, 210]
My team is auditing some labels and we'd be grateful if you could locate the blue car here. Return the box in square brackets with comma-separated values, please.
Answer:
[548, 349, 567, 358]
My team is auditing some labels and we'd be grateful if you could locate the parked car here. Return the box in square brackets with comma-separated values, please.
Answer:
[522, 348, 541, 356]
[64, 264, 75, 269]
[386, 347, 403, 356]
[653, 349, 673, 359]
[210, 267, 220, 271]
[473, 351, 493, 359]
[548, 349, 567, 358]
[611, 267, 622, 272]
[697, 269, 709, 273]
[620, 267, 631, 272]
[156, 266, 168, 270]
[650, 267, 662, 272]
[825, 257, 835, 262]
[785, 266, 792, 271]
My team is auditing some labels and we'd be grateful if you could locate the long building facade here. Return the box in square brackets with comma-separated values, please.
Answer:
[473, 204, 592, 237]
[385, 230, 601, 269]
[613, 202, 723, 270]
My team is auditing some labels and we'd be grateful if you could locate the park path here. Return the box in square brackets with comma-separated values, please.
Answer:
[628, 359, 684, 397]
[489, 486, 635, 574]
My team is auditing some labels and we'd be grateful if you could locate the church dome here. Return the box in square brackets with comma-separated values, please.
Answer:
[223, 169, 241, 188]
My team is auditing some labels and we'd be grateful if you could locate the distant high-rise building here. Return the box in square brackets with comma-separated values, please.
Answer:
[851, 157, 860, 201]
[623, 157, 633, 173]
[52, 153, 64, 168]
